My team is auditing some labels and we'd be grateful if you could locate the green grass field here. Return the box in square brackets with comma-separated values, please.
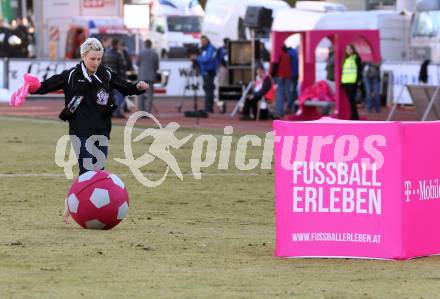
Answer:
[1, 116, 440, 299]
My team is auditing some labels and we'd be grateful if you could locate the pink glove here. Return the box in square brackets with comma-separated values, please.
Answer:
[24, 73, 41, 93]
[9, 73, 41, 107]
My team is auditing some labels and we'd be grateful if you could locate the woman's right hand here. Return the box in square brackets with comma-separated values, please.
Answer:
[24, 73, 41, 94]
[136, 81, 149, 91]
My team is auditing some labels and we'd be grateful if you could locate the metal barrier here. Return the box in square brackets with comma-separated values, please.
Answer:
[387, 84, 440, 121]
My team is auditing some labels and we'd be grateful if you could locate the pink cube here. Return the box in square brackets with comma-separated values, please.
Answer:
[274, 118, 440, 259]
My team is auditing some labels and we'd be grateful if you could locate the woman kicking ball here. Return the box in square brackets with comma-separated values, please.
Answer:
[18, 38, 149, 223]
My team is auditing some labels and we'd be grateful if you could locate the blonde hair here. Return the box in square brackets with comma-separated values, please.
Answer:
[80, 37, 104, 57]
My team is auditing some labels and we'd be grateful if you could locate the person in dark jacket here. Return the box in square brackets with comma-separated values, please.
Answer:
[326, 45, 335, 82]
[30, 38, 148, 223]
[102, 38, 127, 117]
[419, 59, 430, 84]
[274, 45, 292, 118]
[363, 61, 381, 113]
[287, 46, 299, 113]
[118, 40, 135, 113]
[216, 38, 230, 87]
[240, 65, 274, 120]
[341, 44, 362, 120]
[32, 37, 148, 173]
[119, 41, 134, 74]
[197, 35, 217, 113]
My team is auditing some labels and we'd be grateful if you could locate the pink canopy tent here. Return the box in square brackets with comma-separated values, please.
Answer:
[271, 18, 381, 120]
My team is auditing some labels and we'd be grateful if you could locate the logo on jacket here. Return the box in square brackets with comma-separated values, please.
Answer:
[96, 89, 109, 105]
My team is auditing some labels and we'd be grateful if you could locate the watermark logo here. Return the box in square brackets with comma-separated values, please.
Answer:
[54, 111, 276, 187]
[54, 112, 388, 189]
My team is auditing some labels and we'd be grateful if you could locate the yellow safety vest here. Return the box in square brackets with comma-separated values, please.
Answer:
[341, 55, 357, 84]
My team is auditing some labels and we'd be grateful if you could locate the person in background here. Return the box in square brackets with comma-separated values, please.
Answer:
[217, 38, 230, 87]
[117, 40, 134, 113]
[102, 36, 112, 52]
[13, 18, 29, 54]
[326, 45, 335, 82]
[240, 65, 275, 121]
[260, 43, 271, 62]
[102, 38, 126, 118]
[287, 45, 299, 113]
[419, 59, 431, 84]
[119, 41, 133, 74]
[274, 45, 292, 118]
[325, 45, 336, 94]
[363, 61, 381, 113]
[197, 35, 217, 113]
[137, 39, 159, 114]
[322, 45, 338, 99]
[341, 44, 362, 120]
[73, 28, 86, 59]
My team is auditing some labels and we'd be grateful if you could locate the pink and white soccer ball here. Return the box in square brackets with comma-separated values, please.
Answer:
[66, 170, 129, 230]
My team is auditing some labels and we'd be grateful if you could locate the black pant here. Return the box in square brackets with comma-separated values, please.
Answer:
[202, 72, 215, 112]
[242, 95, 262, 118]
[72, 136, 108, 175]
[288, 76, 299, 111]
[342, 83, 359, 120]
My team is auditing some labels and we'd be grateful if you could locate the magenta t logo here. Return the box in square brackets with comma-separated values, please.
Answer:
[404, 181, 412, 202]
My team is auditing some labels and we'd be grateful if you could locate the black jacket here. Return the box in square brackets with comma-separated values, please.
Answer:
[33, 62, 144, 138]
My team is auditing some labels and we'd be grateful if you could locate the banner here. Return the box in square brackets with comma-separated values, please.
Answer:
[156, 60, 203, 96]
[8, 59, 78, 93]
[43, 0, 80, 19]
[81, 0, 121, 17]
[274, 118, 440, 259]
[7, 59, 202, 97]
[381, 62, 440, 105]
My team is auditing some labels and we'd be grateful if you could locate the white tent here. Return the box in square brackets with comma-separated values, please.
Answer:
[272, 9, 403, 32]
[272, 9, 412, 61]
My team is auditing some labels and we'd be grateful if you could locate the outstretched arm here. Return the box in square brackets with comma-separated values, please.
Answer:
[32, 70, 69, 95]
[109, 68, 148, 96]
[10, 72, 66, 107]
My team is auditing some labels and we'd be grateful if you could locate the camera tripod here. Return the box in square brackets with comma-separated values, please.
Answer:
[177, 68, 206, 124]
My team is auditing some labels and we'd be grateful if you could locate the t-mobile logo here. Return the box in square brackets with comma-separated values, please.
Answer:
[404, 181, 412, 202]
